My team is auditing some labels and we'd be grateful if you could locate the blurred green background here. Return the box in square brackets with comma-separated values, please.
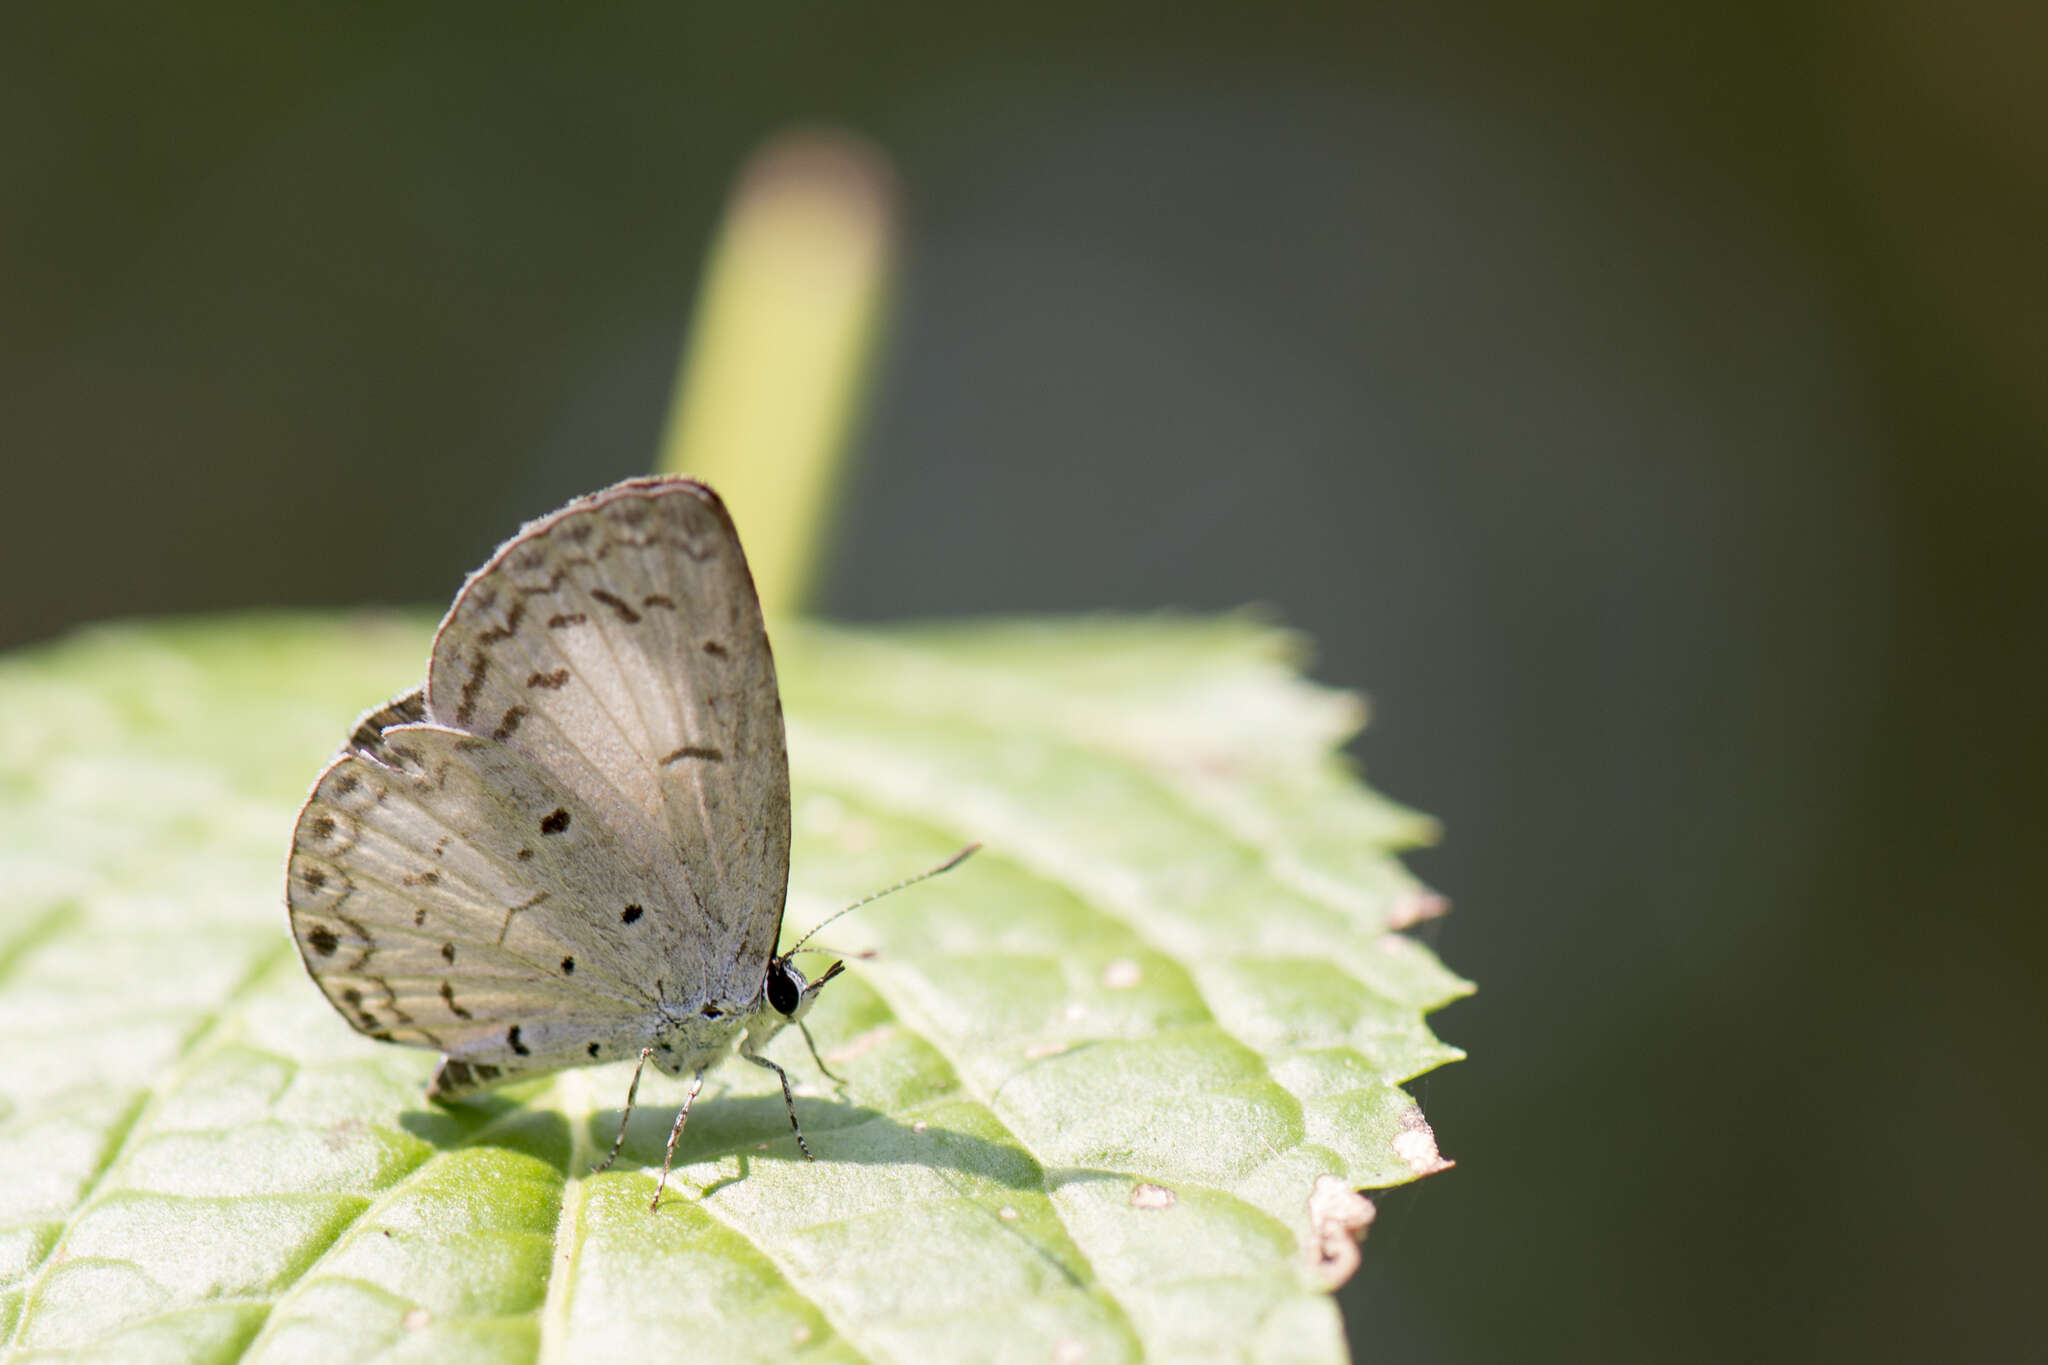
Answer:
[6, 4, 2043, 1360]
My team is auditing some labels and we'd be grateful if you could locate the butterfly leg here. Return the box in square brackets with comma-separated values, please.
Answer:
[651, 1067, 707, 1212]
[797, 1019, 848, 1087]
[593, 1045, 656, 1175]
[741, 1044, 815, 1162]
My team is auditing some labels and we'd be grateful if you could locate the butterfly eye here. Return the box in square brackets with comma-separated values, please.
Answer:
[766, 960, 804, 1016]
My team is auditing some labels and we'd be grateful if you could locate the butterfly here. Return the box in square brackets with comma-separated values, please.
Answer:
[285, 475, 972, 1208]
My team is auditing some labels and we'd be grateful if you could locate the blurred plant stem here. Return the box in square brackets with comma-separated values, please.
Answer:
[655, 129, 897, 618]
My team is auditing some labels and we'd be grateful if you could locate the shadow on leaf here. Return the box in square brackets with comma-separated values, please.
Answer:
[396, 1089, 1056, 1192]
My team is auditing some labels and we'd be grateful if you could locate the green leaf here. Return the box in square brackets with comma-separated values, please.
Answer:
[0, 614, 1467, 1363]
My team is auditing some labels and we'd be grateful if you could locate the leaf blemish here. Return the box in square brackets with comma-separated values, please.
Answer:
[1130, 1183, 1176, 1211]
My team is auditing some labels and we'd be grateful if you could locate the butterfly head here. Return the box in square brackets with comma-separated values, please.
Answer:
[765, 955, 844, 1021]
[761, 843, 981, 1024]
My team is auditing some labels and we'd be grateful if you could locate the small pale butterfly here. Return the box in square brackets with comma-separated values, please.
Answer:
[285, 475, 974, 1207]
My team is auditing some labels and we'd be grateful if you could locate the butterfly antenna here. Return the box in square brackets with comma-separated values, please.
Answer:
[788, 843, 981, 956]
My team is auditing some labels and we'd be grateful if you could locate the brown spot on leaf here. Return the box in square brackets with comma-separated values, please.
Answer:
[1130, 1183, 1176, 1211]
[1392, 1109, 1453, 1175]
[1306, 1175, 1378, 1288]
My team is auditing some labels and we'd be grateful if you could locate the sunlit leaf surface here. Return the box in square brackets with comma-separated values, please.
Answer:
[0, 615, 1466, 1363]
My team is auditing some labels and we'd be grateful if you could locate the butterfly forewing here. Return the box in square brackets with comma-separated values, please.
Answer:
[422, 478, 790, 1003]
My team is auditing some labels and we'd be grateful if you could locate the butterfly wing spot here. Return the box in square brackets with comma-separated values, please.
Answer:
[587, 589, 641, 624]
[347, 691, 428, 757]
[493, 706, 527, 742]
[641, 594, 676, 610]
[660, 745, 724, 765]
[516, 848, 533, 862]
[298, 805, 358, 856]
[289, 853, 352, 913]
[441, 942, 455, 963]
[307, 926, 339, 957]
[401, 870, 440, 888]
[701, 640, 727, 657]
[497, 891, 549, 946]
[339, 915, 377, 971]
[526, 669, 570, 690]
[507, 1025, 530, 1056]
[587, 1041, 601, 1057]
[621, 904, 644, 925]
[439, 980, 473, 1020]
[455, 654, 489, 726]
[340, 986, 381, 1031]
[539, 808, 570, 835]
[429, 1058, 508, 1101]
[371, 975, 414, 1025]
[475, 599, 526, 647]
[561, 956, 576, 975]
[546, 612, 586, 629]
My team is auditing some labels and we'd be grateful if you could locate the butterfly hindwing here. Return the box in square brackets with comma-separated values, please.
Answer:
[422, 477, 791, 1005]
[288, 721, 693, 1077]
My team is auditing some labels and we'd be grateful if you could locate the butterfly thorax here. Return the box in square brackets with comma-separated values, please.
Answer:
[644, 1008, 752, 1079]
